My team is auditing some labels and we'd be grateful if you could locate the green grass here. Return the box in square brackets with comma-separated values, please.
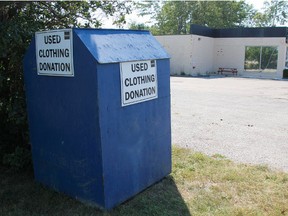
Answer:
[1, 147, 288, 216]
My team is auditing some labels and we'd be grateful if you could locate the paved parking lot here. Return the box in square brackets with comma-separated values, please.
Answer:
[171, 77, 288, 172]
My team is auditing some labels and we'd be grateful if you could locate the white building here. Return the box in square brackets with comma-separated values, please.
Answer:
[156, 25, 288, 79]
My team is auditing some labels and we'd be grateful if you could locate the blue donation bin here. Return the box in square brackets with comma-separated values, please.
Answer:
[23, 29, 171, 209]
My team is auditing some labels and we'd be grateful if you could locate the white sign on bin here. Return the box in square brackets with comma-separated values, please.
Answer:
[120, 60, 158, 107]
[35, 29, 74, 76]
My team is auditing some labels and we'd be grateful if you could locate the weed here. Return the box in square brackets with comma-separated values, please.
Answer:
[180, 71, 186, 76]
[1, 147, 288, 215]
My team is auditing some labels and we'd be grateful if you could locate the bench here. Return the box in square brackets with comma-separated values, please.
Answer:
[218, 67, 238, 76]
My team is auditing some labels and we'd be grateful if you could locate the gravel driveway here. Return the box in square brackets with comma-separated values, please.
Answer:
[171, 76, 288, 172]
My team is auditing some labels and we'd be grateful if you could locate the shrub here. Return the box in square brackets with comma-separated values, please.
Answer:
[2, 146, 31, 170]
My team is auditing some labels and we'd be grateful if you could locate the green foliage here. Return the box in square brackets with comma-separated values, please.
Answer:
[245, 46, 278, 71]
[0, 1, 131, 169]
[136, 1, 255, 35]
[134, 1, 288, 35]
[263, 0, 288, 26]
[186, 1, 254, 29]
[245, 46, 261, 70]
[261, 47, 278, 70]
[156, 1, 191, 35]
[128, 22, 150, 30]
[135, 1, 161, 21]
[2, 146, 31, 170]
[251, 0, 288, 27]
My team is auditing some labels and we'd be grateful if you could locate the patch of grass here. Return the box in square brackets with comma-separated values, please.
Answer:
[212, 153, 226, 159]
[1, 147, 288, 216]
[172, 147, 288, 216]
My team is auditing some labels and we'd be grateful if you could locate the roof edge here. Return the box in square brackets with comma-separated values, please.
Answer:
[190, 24, 288, 38]
[73, 28, 170, 64]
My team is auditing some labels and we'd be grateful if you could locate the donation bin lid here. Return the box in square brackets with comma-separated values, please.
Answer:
[74, 28, 170, 64]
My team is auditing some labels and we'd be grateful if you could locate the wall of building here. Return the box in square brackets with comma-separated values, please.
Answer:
[190, 35, 214, 75]
[214, 37, 286, 79]
[155, 35, 214, 76]
[155, 35, 192, 75]
[156, 34, 287, 79]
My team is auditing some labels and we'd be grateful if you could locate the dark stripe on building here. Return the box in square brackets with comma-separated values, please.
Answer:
[190, 24, 288, 38]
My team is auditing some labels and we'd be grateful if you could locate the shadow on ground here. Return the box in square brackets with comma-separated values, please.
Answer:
[171, 75, 235, 80]
[0, 166, 190, 216]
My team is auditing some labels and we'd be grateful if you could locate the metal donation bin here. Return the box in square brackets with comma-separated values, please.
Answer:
[23, 28, 171, 209]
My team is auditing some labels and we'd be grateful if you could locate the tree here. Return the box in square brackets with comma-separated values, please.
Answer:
[0, 1, 131, 168]
[253, 0, 288, 26]
[137, 1, 255, 35]
[202, 1, 254, 28]
[135, 1, 162, 25]
[251, 12, 269, 27]
[129, 22, 152, 30]
[156, 1, 192, 35]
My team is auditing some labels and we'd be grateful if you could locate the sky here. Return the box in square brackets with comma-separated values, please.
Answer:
[246, 0, 265, 10]
[102, 0, 269, 28]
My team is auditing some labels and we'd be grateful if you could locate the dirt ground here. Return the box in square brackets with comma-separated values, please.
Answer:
[171, 76, 288, 172]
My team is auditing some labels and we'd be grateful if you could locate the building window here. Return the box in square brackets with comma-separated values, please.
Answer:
[244, 46, 278, 72]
